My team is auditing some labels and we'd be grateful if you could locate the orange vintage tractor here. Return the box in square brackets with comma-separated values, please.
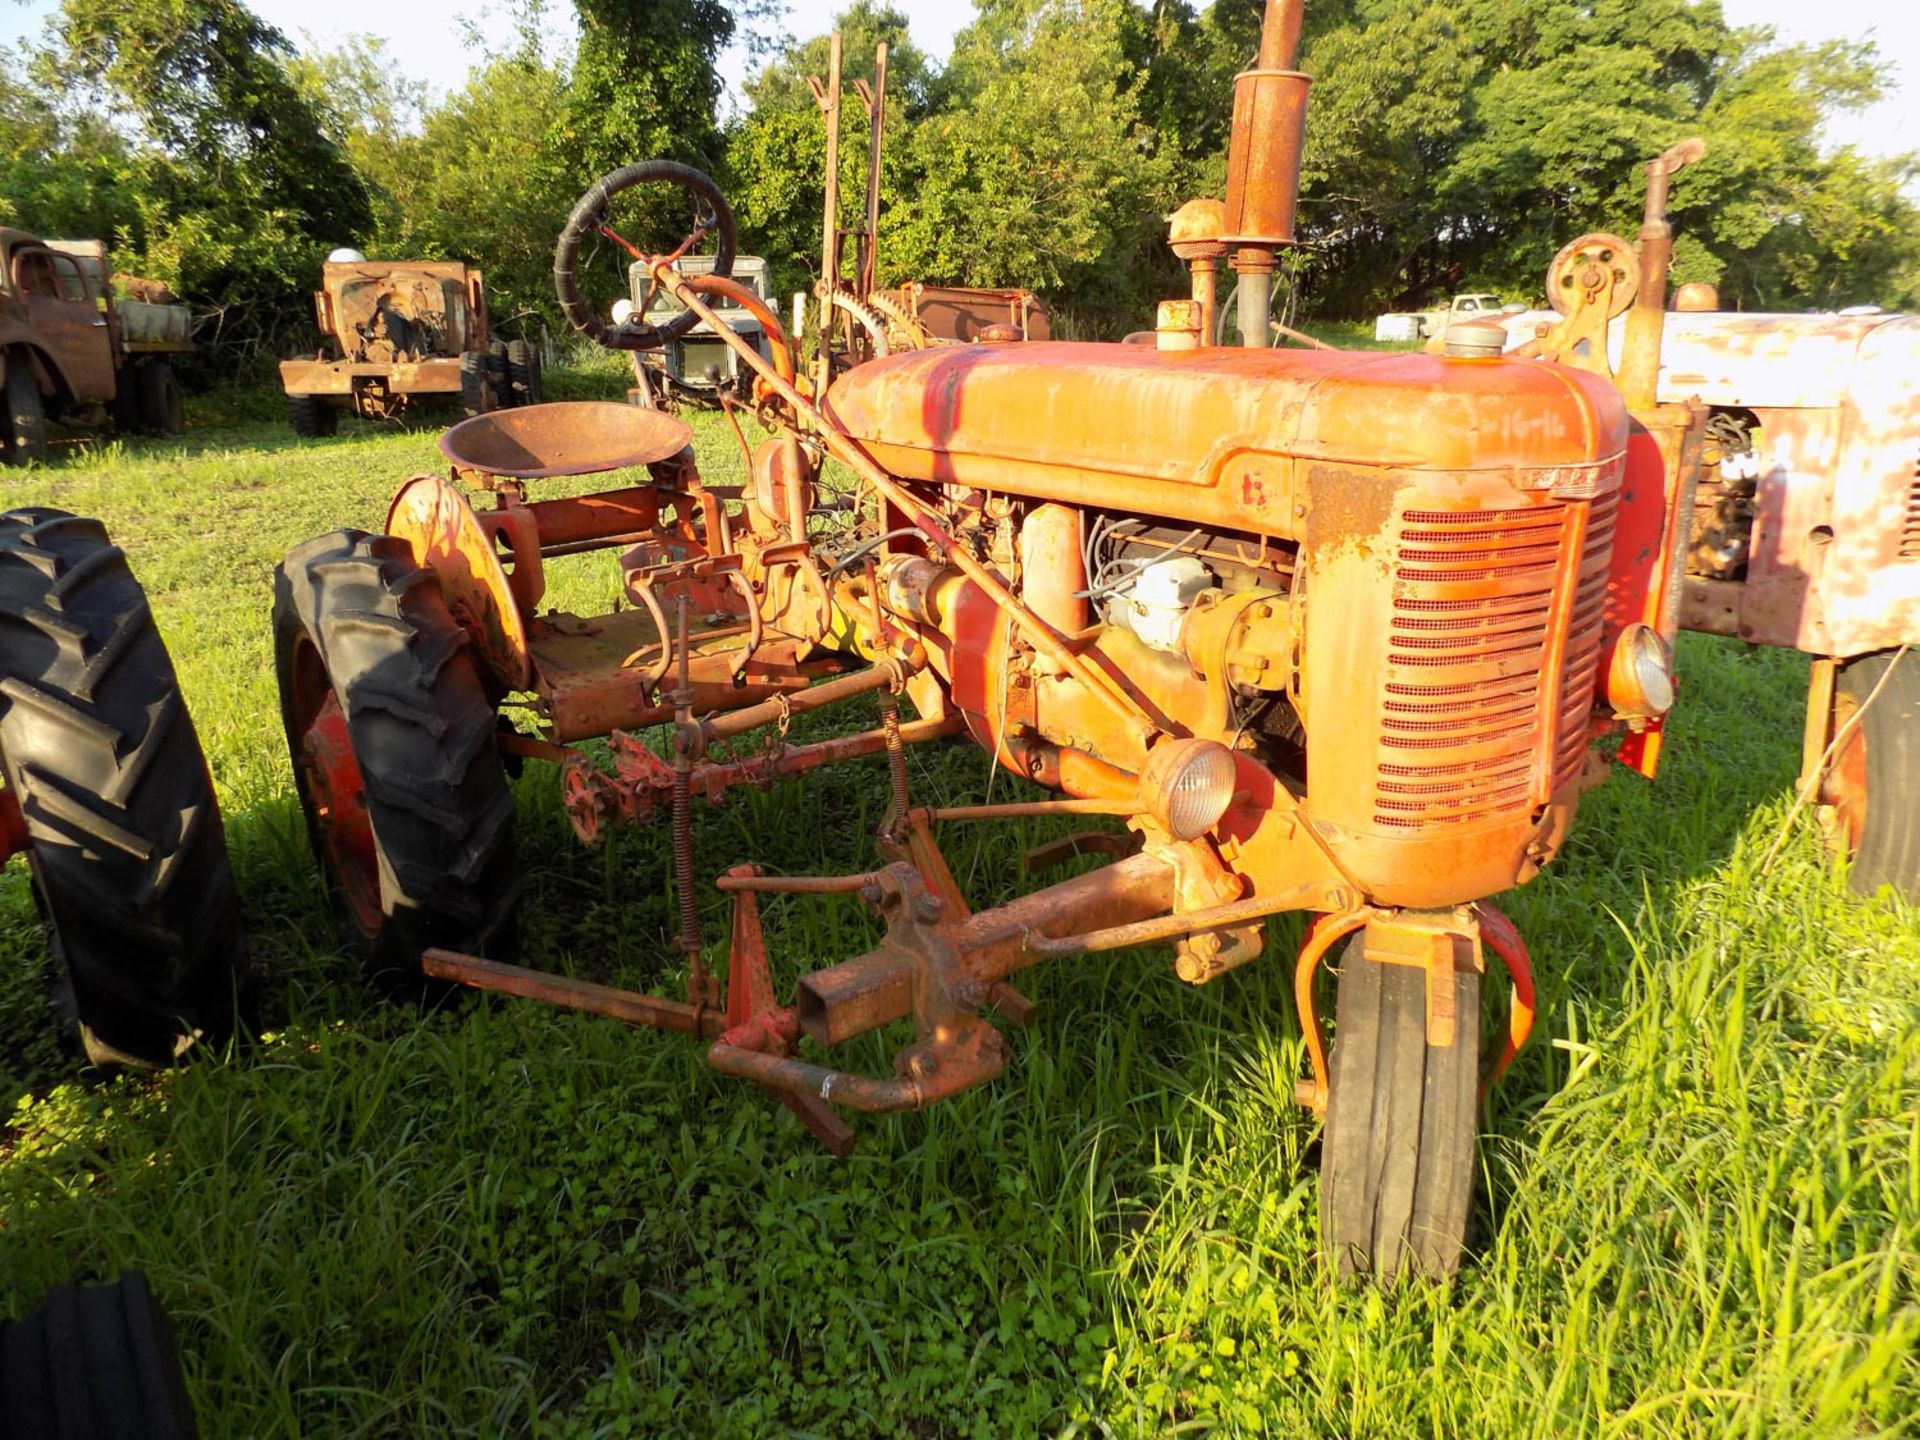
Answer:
[270, 0, 1684, 1283]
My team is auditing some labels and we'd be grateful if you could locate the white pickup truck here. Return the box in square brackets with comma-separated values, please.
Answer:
[1374, 292, 1517, 343]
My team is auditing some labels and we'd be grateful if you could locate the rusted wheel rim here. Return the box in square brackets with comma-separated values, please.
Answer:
[295, 673, 383, 939]
[1825, 689, 1869, 855]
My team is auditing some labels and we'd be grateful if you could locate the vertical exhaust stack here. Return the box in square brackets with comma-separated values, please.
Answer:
[1222, 0, 1312, 347]
[1618, 137, 1706, 409]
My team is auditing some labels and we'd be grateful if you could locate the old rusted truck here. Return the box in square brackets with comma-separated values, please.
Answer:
[1499, 159, 1920, 900]
[0, 230, 193, 464]
[279, 254, 542, 435]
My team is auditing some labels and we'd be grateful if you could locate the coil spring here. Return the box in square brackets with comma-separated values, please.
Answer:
[879, 688, 909, 830]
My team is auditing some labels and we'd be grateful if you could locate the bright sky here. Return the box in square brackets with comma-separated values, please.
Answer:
[1, 0, 1913, 160]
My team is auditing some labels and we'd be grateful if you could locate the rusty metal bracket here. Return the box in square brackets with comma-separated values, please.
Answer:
[1291, 903, 1534, 1116]
[1474, 901, 1536, 1098]
[707, 864, 1007, 1117]
[1360, 908, 1484, 1050]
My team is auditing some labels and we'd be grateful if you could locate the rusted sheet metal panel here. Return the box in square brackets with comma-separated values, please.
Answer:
[1823, 323, 1920, 656]
[1506, 310, 1920, 657]
[888, 284, 1051, 342]
[1738, 408, 1841, 653]
[277, 357, 464, 396]
[1504, 310, 1910, 409]
[824, 342, 1627, 541]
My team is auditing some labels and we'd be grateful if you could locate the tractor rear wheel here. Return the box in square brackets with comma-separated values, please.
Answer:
[3, 359, 48, 465]
[287, 394, 338, 438]
[0, 508, 248, 1065]
[506, 339, 543, 407]
[459, 352, 492, 418]
[1829, 649, 1920, 900]
[1319, 939, 1480, 1284]
[273, 530, 518, 985]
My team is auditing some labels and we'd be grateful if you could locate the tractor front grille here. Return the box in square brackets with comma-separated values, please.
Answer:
[1372, 490, 1616, 829]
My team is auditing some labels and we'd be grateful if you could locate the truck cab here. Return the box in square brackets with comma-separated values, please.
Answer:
[0, 229, 115, 409]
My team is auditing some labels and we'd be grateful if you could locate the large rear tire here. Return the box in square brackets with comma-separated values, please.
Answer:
[1319, 939, 1480, 1284]
[3, 359, 48, 465]
[0, 509, 247, 1066]
[1829, 649, 1920, 900]
[272, 530, 518, 985]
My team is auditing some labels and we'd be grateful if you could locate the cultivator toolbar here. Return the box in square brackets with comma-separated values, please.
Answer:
[272, 0, 1686, 1283]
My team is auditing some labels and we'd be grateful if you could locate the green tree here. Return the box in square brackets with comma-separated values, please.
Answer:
[49, 0, 372, 251]
[20, 0, 374, 364]
[887, 0, 1175, 332]
[566, 0, 750, 179]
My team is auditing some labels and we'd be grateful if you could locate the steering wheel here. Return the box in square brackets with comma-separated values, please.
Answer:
[553, 160, 737, 352]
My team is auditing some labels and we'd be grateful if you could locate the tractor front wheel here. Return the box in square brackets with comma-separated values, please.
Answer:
[273, 530, 518, 985]
[1319, 939, 1480, 1284]
[1828, 648, 1920, 900]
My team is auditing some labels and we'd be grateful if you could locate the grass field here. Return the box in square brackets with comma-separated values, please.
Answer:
[2, 366, 1916, 1437]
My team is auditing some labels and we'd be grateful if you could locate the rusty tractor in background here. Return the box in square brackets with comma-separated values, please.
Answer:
[278, 254, 543, 437]
[273, 0, 1687, 1285]
[1497, 146, 1920, 901]
[0, 230, 194, 463]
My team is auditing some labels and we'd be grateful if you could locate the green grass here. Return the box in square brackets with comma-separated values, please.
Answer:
[1, 370, 1916, 1437]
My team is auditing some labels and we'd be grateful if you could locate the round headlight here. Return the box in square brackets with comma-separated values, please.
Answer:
[1606, 623, 1675, 718]
[610, 298, 636, 326]
[1139, 737, 1238, 841]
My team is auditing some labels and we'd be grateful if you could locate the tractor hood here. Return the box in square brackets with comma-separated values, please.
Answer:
[823, 341, 1628, 538]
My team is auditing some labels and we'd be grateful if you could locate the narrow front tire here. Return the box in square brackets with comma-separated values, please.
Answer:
[1319, 940, 1480, 1284]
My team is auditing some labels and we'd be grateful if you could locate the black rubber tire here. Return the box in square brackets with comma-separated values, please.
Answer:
[3, 358, 49, 465]
[136, 361, 184, 437]
[286, 393, 338, 438]
[0, 509, 247, 1066]
[0, 1270, 199, 1439]
[1319, 939, 1480, 1284]
[1836, 649, 1920, 900]
[485, 337, 509, 398]
[553, 160, 735, 351]
[506, 339, 542, 407]
[272, 530, 518, 985]
[458, 351, 492, 418]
